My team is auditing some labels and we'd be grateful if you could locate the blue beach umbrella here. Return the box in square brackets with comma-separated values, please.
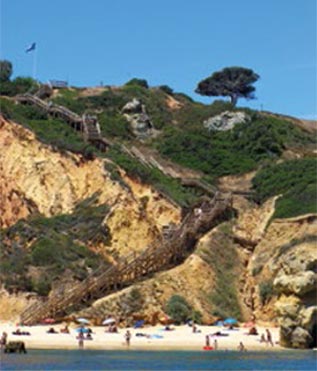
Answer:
[75, 327, 89, 333]
[224, 318, 238, 325]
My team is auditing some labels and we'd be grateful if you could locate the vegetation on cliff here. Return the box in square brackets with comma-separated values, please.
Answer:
[252, 157, 317, 218]
[0, 69, 316, 316]
[0, 197, 111, 296]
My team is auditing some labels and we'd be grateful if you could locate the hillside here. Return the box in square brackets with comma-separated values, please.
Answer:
[0, 80, 316, 348]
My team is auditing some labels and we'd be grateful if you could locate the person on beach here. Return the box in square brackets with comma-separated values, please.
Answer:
[260, 333, 266, 343]
[78, 330, 84, 349]
[266, 329, 274, 346]
[205, 335, 210, 347]
[60, 325, 69, 334]
[213, 339, 218, 350]
[238, 341, 247, 351]
[0, 332, 8, 350]
[125, 330, 131, 346]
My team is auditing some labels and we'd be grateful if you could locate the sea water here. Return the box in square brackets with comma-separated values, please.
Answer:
[1, 349, 316, 370]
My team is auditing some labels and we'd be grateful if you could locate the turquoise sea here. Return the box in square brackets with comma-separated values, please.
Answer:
[0, 350, 316, 370]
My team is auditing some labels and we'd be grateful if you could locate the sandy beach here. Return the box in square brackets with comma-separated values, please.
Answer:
[0, 322, 282, 351]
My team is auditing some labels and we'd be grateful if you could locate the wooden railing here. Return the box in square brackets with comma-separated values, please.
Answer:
[20, 193, 231, 325]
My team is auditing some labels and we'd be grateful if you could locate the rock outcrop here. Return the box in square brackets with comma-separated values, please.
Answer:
[247, 214, 317, 348]
[203, 111, 251, 131]
[121, 98, 157, 139]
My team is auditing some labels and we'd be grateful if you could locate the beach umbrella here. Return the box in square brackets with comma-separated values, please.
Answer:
[102, 318, 116, 325]
[243, 321, 255, 328]
[224, 318, 238, 325]
[76, 318, 90, 324]
[42, 318, 55, 324]
[75, 327, 89, 333]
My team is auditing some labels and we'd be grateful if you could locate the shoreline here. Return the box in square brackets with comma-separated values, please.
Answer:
[0, 323, 285, 352]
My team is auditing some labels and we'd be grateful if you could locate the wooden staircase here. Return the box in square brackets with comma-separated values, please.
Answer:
[20, 192, 232, 325]
[15, 93, 108, 148]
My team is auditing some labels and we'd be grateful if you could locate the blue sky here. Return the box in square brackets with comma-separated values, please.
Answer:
[1, 0, 316, 118]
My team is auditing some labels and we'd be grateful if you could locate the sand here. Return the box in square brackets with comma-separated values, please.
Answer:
[0, 322, 282, 351]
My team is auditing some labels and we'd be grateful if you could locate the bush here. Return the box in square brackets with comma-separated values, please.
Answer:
[121, 288, 144, 315]
[125, 78, 149, 89]
[159, 85, 174, 95]
[165, 295, 192, 324]
[259, 281, 274, 305]
[0, 198, 111, 296]
[0, 76, 38, 96]
[0, 60, 12, 82]
[252, 158, 317, 218]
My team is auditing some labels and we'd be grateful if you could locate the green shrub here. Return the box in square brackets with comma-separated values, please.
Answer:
[165, 295, 192, 324]
[165, 295, 202, 324]
[32, 277, 52, 296]
[0, 76, 38, 96]
[0, 198, 111, 296]
[98, 113, 131, 139]
[0, 60, 12, 82]
[125, 78, 149, 89]
[252, 158, 317, 218]
[259, 281, 274, 305]
[159, 85, 174, 95]
[121, 288, 144, 315]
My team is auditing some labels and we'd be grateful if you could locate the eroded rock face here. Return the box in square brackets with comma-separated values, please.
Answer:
[274, 271, 317, 296]
[0, 116, 180, 315]
[203, 111, 251, 131]
[245, 214, 317, 348]
[121, 99, 157, 139]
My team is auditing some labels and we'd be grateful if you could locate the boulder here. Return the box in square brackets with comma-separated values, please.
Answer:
[121, 98, 143, 114]
[275, 295, 301, 319]
[203, 111, 251, 131]
[291, 327, 313, 349]
[300, 306, 317, 331]
[121, 99, 156, 139]
[273, 271, 316, 296]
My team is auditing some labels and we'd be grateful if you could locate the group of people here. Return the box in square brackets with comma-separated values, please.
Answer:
[204, 326, 274, 351]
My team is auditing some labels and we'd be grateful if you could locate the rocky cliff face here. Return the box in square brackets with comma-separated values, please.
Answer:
[0, 116, 179, 248]
[247, 214, 317, 348]
[1, 115, 316, 348]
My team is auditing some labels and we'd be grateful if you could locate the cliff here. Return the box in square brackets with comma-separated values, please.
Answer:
[0, 84, 316, 348]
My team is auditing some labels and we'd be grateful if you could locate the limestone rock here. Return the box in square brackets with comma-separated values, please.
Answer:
[121, 98, 157, 139]
[291, 327, 313, 349]
[274, 271, 316, 296]
[275, 295, 301, 319]
[300, 306, 317, 331]
[233, 196, 278, 249]
[203, 111, 251, 131]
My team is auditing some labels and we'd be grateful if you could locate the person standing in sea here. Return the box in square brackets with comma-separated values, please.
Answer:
[125, 330, 131, 347]
[78, 330, 84, 349]
[266, 329, 274, 346]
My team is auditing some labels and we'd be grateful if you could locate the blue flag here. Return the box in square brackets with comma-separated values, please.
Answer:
[25, 42, 36, 53]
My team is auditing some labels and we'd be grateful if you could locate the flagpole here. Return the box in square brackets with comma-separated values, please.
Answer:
[32, 46, 37, 81]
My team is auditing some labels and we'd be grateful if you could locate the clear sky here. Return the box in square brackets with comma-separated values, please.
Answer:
[1, 0, 316, 118]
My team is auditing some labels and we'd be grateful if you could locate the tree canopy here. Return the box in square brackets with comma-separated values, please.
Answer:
[0, 60, 13, 82]
[195, 66, 259, 106]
